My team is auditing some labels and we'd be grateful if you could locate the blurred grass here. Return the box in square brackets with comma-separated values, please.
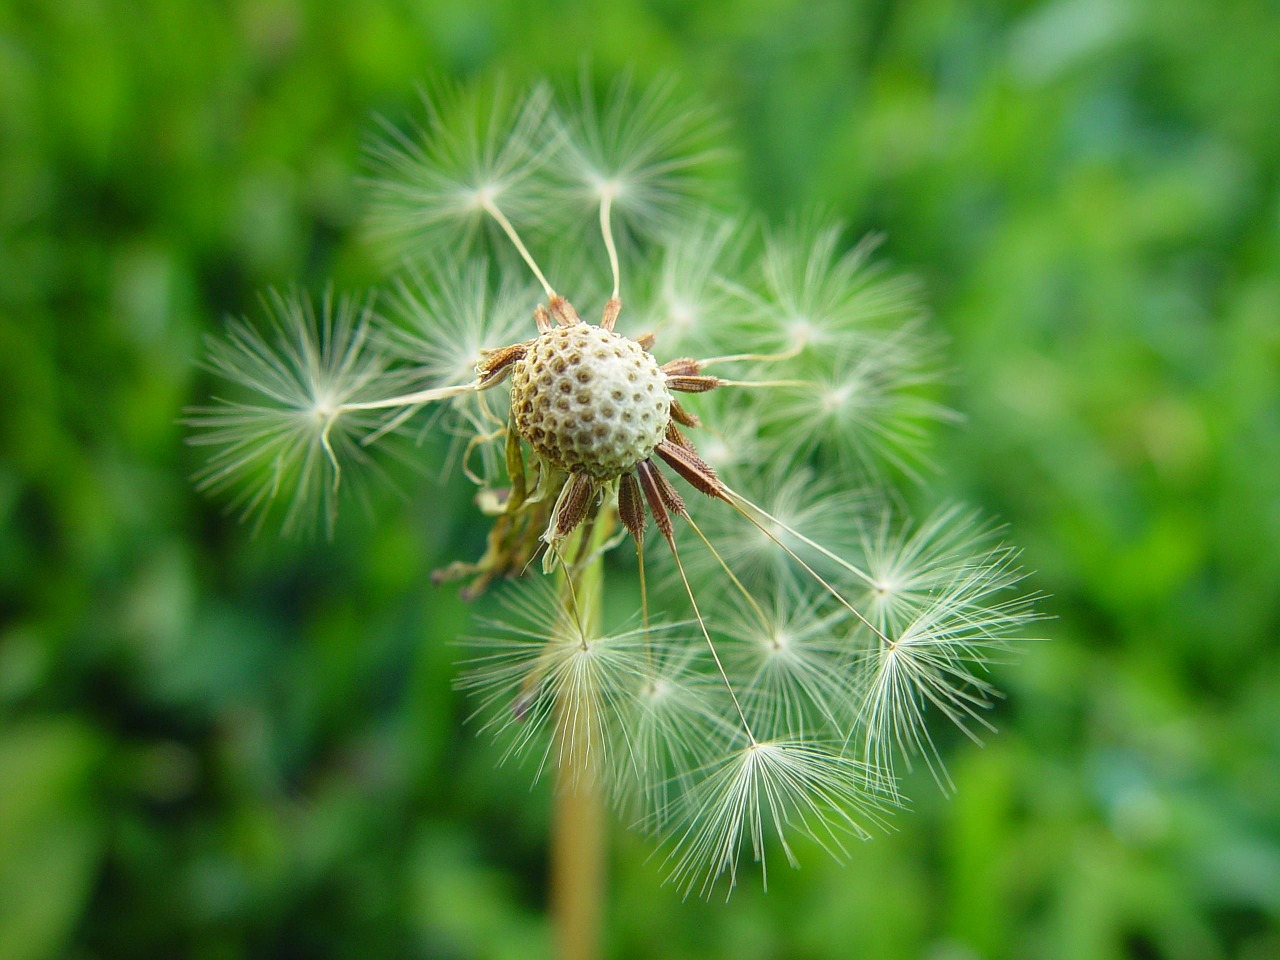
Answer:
[1, 0, 1278, 958]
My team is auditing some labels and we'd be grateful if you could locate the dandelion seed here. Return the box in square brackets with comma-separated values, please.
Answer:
[850, 515, 1044, 789]
[858, 505, 1004, 625]
[763, 326, 958, 477]
[459, 579, 662, 786]
[379, 252, 539, 481]
[557, 73, 727, 249]
[187, 289, 410, 536]
[716, 585, 856, 740]
[634, 212, 750, 355]
[383, 253, 536, 388]
[662, 740, 892, 898]
[748, 220, 921, 353]
[364, 79, 559, 260]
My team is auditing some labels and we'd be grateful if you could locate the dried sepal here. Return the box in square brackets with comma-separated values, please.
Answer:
[600, 296, 622, 331]
[477, 342, 527, 388]
[662, 357, 702, 377]
[617, 472, 647, 541]
[655, 439, 728, 499]
[636, 459, 678, 540]
[665, 423, 694, 450]
[549, 294, 580, 327]
[666, 374, 721, 394]
[547, 472, 598, 543]
[670, 399, 701, 428]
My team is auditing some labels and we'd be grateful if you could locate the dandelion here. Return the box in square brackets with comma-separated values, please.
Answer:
[190, 75, 1042, 910]
[187, 289, 410, 535]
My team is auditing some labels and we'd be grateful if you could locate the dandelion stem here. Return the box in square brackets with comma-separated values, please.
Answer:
[481, 197, 557, 300]
[551, 698, 605, 960]
[549, 506, 612, 960]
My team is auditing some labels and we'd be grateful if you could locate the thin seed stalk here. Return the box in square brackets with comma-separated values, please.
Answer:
[550, 506, 614, 960]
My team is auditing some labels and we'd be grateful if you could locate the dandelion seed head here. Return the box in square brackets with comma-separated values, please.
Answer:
[470, 182, 500, 209]
[510, 323, 673, 479]
[819, 381, 855, 414]
[873, 574, 903, 597]
[646, 677, 673, 701]
[192, 73, 1042, 895]
[592, 175, 625, 203]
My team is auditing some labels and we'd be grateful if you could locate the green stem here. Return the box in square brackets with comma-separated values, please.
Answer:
[550, 509, 613, 960]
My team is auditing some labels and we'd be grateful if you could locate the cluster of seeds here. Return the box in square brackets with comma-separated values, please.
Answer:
[191, 76, 1041, 899]
[510, 323, 672, 479]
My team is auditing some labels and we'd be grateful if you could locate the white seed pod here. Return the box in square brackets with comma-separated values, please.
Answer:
[510, 323, 672, 478]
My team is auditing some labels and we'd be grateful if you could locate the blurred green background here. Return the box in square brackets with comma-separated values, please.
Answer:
[2, 0, 1278, 957]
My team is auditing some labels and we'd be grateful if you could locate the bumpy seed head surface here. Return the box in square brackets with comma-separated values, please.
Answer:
[510, 323, 672, 478]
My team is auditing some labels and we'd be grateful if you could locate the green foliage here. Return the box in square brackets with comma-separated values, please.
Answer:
[2, 0, 1277, 957]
